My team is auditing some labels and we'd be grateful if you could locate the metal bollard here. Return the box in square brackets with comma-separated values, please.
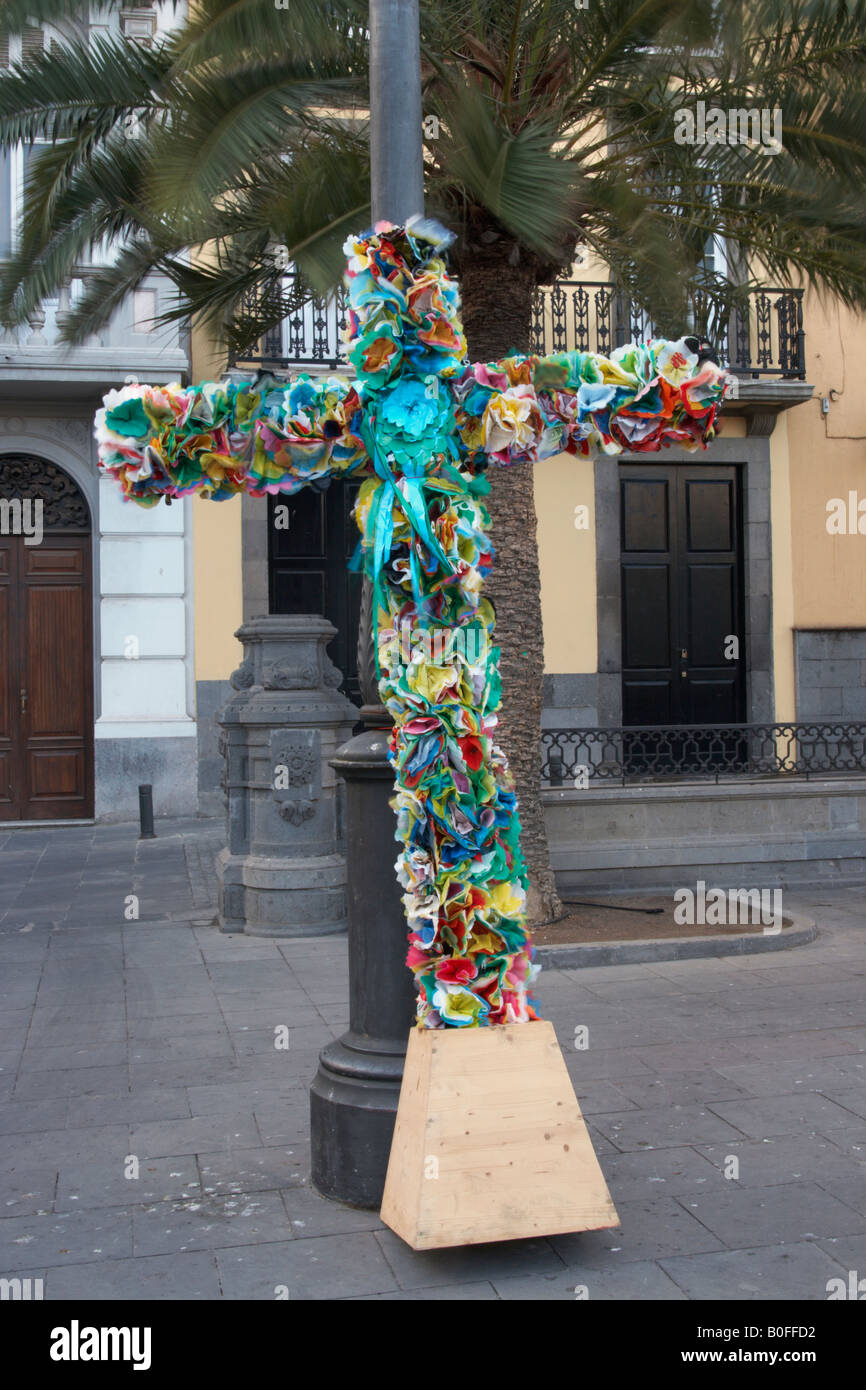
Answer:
[138, 784, 156, 839]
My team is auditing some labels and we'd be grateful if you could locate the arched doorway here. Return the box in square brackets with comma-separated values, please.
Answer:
[0, 455, 94, 820]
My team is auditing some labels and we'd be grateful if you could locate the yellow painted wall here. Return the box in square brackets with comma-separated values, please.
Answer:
[786, 294, 866, 629]
[193, 495, 243, 680]
[535, 452, 597, 672]
[191, 317, 244, 682]
[770, 414, 796, 722]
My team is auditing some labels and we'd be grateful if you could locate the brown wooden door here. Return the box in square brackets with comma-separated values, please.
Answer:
[0, 462, 93, 820]
[0, 533, 17, 818]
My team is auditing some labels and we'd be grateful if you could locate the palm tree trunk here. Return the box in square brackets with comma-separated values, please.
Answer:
[460, 249, 564, 925]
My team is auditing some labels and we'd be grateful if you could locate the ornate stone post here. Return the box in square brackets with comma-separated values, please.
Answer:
[217, 614, 358, 936]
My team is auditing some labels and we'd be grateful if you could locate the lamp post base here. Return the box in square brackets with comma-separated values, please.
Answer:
[310, 1031, 406, 1208]
[309, 709, 415, 1208]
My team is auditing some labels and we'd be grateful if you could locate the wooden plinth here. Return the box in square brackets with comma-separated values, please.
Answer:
[380, 1019, 619, 1250]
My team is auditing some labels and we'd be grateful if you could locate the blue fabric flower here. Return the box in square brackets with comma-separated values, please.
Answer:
[380, 377, 449, 439]
[577, 382, 617, 418]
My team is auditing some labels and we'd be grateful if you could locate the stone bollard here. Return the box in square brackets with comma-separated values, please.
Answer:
[217, 614, 359, 936]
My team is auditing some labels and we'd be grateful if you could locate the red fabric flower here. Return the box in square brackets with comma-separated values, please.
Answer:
[459, 736, 485, 771]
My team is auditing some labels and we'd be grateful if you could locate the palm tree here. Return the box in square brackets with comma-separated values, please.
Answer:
[2, 0, 865, 922]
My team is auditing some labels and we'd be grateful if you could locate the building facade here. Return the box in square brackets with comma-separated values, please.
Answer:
[188, 271, 866, 889]
[0, 4, 193, 824]
[2, 8, 865, 894]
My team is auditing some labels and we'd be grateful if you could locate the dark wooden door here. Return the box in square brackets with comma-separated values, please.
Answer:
[0, 458, 93, 820]
[620, 464, 746, 727]
[0, 533, 16, 819]
[268, 481, 362, 704]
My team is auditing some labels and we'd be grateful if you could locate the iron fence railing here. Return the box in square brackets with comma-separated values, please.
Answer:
[542, 723, 866, 786]
[231, 279, 349, 371]
[531, 283, 805, 380]
[230, 275, 806, 380]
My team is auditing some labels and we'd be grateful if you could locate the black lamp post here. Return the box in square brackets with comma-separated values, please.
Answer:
[309, 0, 424, 1207]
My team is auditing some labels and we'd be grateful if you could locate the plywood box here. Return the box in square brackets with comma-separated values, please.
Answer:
[381, 1019, 619, 1250]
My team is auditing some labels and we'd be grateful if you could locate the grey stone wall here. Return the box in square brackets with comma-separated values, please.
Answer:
[196, 679, 233, 816]
[542, 674, 598, 729]
[544, 778, 866, 893]
[95, 737, 198, 822]
[794, 630, 866, 720]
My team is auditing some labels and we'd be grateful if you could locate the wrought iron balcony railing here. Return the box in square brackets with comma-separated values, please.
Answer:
[531, 283, 805, 380]
[230, 275, 805, 380]
[542, 722, 866, 786]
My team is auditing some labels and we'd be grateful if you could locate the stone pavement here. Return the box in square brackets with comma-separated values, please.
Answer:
[0, 816, 865, 1301]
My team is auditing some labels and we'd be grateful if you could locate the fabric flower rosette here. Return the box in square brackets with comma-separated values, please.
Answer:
[94, 218, 733, 1030]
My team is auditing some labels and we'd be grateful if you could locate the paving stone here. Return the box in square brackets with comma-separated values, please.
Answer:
[132, 1190, 294, 1257]
[550, 1196, 725, 1265]
[815, 1088, 866, 1122]
[714, 1058, 860, 1096]
[815, 1180, 866, 1219]
[352, 1280, 498, 1300]
[253, 1101, 317, 1148]
[18, 1043, 128, 1073]
[25, 1020, 128, 1047]
[373, 1229, 563, 1290]
[573, 1081, 636, 1115]
[696, 1134, 866, 1188]
[128, 1035, 235, 1065]
[56, 1154, 201, 1210]
[677, 1181, 866, 1247]
[0, 1123, 130, 1169]
[612, 1071, 752, 1110]
[186, 1080, 304, 1117]
[198, 1145, 305, 1195]
[603, 1146, 721, 1203]
[126, 996, 222, 1020]
[659, 1241, 850, 1300]
[280, 1182, 385, 1238]
[493, 1261, 687, 1301]
[823, 1124, 866, 1160]
[813, 1235, 866, 1284]
[0, 1163, 59, 1216]
[706, 1092, 866, 1139]
[231, 1024, 336, 1059]
[72, 1091, 191, 1127]
[593, 1104, 748, 1152]
[127, 1014, 243, 1042]
[564, 1047, 655, 1082]
[129, 1113, 260, 1159]
[637, 1041, 753, 1072]
[213, 991, 313, 1016]
[128, 1059, 246, 1091]
[216, 1231, 398, 1300]
[0, 1207, 132, 1269]
[43, 1250, 222, 1301]
[730, 1029, 863, 1061]
[0, 1099, 69, 1135]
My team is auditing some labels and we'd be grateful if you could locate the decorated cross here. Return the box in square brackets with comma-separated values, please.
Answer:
[96, 220, 731, 1032]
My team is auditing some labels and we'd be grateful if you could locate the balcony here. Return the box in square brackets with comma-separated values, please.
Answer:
[230, 274, 806, 381]
[531, 283, 806, 380]
[0, 267, 189, 400]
